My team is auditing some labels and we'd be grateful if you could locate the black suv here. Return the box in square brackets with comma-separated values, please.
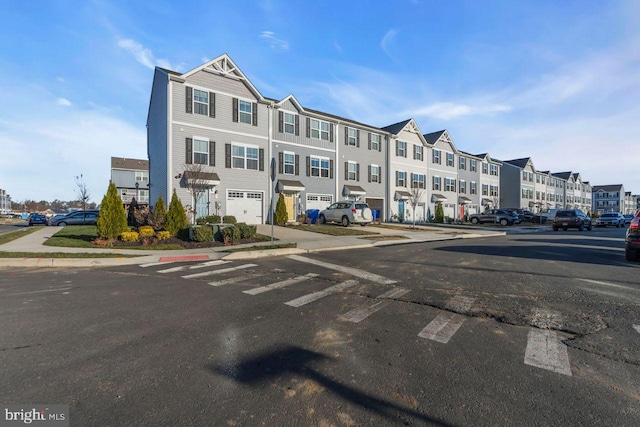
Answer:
[552, 209, 592, 231]
[625, 212, 640, 262]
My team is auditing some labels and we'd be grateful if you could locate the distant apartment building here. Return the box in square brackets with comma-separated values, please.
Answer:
[592, 184, 624, 214]
[0, 188, 11, 213]
[111, 157, 149, 205]
[624, 192, 638, 214]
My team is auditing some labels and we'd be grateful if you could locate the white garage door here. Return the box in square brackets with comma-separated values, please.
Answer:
[227, 191, 263, 224]
[306, 194, 332, 211]
[444, 203, 456, 219]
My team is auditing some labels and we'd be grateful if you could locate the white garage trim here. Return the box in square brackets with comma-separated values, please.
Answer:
[226, 190, 264, 224]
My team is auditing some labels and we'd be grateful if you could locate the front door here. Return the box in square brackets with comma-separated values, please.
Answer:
[195, 190, 209, 219]
[284, 193, 295, 221]
[398, 201, 405, 221]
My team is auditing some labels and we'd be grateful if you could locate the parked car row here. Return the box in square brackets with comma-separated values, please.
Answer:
[27, 210, 99, 226]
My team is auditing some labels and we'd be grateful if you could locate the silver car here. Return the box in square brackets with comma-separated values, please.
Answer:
[318, 201, 373, 227]
[595, 212, 625, 228]
[49, 210, 99, 226]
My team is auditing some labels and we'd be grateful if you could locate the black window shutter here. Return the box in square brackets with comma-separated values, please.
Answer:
[186, 87, 192, 114]
[413, 145, 417, 159]
[278, 152, 283, 174]
[330, 160, 334, 179]
[209, 141, 215, 166]
[295, 115, 299, 136]
[252, 102, 258, 126]
[404, 144, 407, 158]
[379, 137, 382, 152]
[344, 127, 348, 145]
[368, 165, 371, 183]
[344, 162, 348, 180]
[185, 138, 192, 164]
[379, 167, 382, 184]
[356, 130, 360, 147]
[225, 144, 231, 168]
[306, 117, 310, 138]
[356, 163, 360, 181]
[209, 92, 215, 118]
[259, 149, 264, 171]
[330, 124, 333, 142]
[278, 111, 283, 133]
[306, 156, 310, 176]
[368, 133, 371, 150]
[395, 141, 399, 157]
[295, 155, 299, 176]
[410, 173, 414, 188]
[395, 171, 399, 187]
[232, 98, 238, 122]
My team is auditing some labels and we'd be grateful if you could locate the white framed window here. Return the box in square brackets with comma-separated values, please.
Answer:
[522, 171, 527, 180]
[194, 138, 209, 165]
[239, 100, 253, 124]
[412, 173, 425, 189]
[283, 151, 295, 175]
[536, 191, 540, 200]
[433, 176, 441, 191]
[541, 176, 546, 184]
[536, 174, 540, 183]
[138, 189, 149, 203]
[310, 119, 330, 140]
[397, 171, 406, 187]
[528, 172, 534, 182]
[310, 156, 330, 178]
[459, 180, 466, 194]
[347, 128, 357, 146]
[397, 141, 406, 157]
[433, 149, 441, 164]
[490, 164, 498, 176]
[193, 89, 208, 115]
[459, 157, 466, 170]
[482, 163, 488, 174]
[284, 112, 295, 134]
[370, 165, 380, 183]
[347, 161, 357, 181]
[415, 145, 423, 160]
[370, 133, 380, 151]
[483, 184, 489, 196]
[470, 159, 477, 172]
[470, 182, 477, 195]
[490, 185, 498, 197]
[446, 153, 454, 167]
[232, 143, 259, 170]
[445, 178, 456, 192]
[135, 171, 148, 182]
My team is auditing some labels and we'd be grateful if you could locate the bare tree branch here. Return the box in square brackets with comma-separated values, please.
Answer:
[407, 185, 425, 229]
[75, 174, 90, 211]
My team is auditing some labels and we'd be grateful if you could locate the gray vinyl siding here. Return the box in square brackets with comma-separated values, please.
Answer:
[187, 70, 255, 99]
[499, 163, 523, 208]
[111, 169, 137, 188]
[147, 68, 169, 207]
[458, 155, 480, 206]
[339, 124, 386, 201]
[273, 110, 335, 151]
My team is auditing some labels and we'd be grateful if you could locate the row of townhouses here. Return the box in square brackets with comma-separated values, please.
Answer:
[0, 189, 11, 214]
[146, 54, 637, 225]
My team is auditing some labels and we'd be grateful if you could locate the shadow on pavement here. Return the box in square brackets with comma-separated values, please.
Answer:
[513, 237, 624, 249]
[210, 345, 454, 426]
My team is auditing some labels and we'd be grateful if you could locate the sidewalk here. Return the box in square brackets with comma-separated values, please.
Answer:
[0, 223, 507, 268]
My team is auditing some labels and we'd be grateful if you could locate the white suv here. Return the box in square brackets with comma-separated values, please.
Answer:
[318, 201, 373, 227]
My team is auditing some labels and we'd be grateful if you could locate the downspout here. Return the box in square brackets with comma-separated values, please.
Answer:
[335, 121, 340, 202]
[167, 78, 173, 205]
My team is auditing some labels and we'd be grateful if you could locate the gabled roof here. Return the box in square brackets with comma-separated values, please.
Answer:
[381, 119, 427, 145]
[423, 129, 458, 152]
[503, 158, 533, 169]
[552, 172, 573, 181]
[572, 172, 581, 182]
[593, 184, 623, 192]
[276, 94, 305, 113]
[111, 157, 149, 170]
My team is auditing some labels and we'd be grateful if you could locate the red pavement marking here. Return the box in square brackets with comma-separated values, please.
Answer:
[158, 255, 209, 263]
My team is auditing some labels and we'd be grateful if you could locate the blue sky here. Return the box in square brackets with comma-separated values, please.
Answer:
[1, 0, 639, 204]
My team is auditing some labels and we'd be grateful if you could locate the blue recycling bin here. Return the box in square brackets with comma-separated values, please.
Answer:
[306, 209, 320, 224]
[372, 210, 379, 222]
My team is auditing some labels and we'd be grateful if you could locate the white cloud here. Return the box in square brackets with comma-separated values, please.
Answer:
[56, 98, 72, 107]
[380, 29, 399, 60]
[259, 31, 289, 50]
[408, 102, 512, 120]
[117, 37, 182, 71]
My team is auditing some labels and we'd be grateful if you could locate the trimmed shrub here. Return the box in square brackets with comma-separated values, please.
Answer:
[138, 226, 155, 238]
[192, 226, 214, 242]
[197, 215, 221, 225]
[120, 231, 139, 242]
[434, 202, 444, 223]
[156, 231, 171, 240]
[165, 190, 187, 235]
[275, 193, 288, 225]
[236, 222, 256, 239]
[153, 195, 167, 230]
[177, 227, 190, 241]
[222, 215, 237, 224]
[97, 182, 129, 239]
[222, 224, 241, 245]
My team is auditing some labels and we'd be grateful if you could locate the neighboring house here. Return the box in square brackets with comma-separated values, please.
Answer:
[592, 184, 624, 214]
[472, 153, 501, 215]
[423, 130, 460, 220]
[551, 171, 592, 212]
[624, 192, 637, 214]
[0, 189, 11, 214]
[111, 157, 150, 205]
[499, 158, 539, 210]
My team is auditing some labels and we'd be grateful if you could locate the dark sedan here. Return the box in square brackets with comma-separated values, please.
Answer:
[49, 210, 99, 226]
[28, 213, 48, 226]
[625, 212, 640, 262]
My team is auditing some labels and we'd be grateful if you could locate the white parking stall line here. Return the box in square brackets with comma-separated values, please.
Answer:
[285, 280, 357, 307]
[208, 274, 262, 287]
[139, 262, 167, 268]
[418, 296, 476, 344]
[182, 264, 258, 279]
[575, 278, 636, 291]
[524, 309, 572, 376]
[243, 273, 319, 296]
[287, 255, 397, 285]
[6, 287, 74, 296]
[158, 261, 229, 274]
[633, 324, 640, 334]
[341, 287, 410, 323]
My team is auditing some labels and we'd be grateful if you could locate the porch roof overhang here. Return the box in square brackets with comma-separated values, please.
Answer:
[431, 194, 447, 202]
[459, 196, 473, 204]
[394, 190, 411, 201]
[277, 179, 305, 193]
[184, 171, 220, 187]
[343, 185, 366, 196]
[481, 197, 493, 205]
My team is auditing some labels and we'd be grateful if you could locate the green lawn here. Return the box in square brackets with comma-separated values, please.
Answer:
[0, 226, 43, 246]
[287, 224, 379, 236]
[44, 225, 97, 248]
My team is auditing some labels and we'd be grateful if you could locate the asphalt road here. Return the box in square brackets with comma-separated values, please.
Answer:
[1, 227, 638, 426]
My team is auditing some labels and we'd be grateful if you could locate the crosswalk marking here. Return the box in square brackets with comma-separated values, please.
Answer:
[341, 287, 410, 323]
[139, 262, 167, 268]
[633, 324, 640, 334]
[182, 264, 257, 279]
[158, 260, 228, 273]
[208, 274, 262, 287]
[288, 255, 397, 285]
[243, 273, 319, 296]
[524, 309, 572, 376]
[140, 257, 209, 268]
[284, 280, 357, 307]
[418, 296, 476, 343]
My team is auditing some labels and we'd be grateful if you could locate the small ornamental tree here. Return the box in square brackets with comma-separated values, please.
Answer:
[275, 193, 288, 225]
[165, 190, 187, 235]
[434, 202, 445, 223]
[153, 195, 167, 230]
[96, 182, 128, 239]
